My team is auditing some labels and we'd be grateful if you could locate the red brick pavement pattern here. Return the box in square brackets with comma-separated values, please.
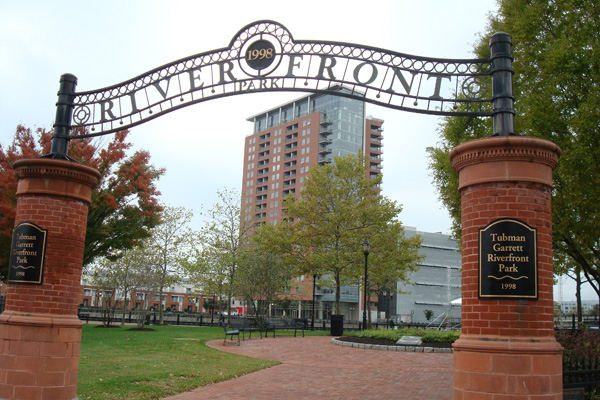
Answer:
[162, 336, 453, 400]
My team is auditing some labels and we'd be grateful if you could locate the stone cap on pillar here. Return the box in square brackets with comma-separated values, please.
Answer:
[13, 158, 101, 203]
[449, 136, 561, 191]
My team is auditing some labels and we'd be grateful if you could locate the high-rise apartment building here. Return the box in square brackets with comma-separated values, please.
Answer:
[242, 88, 383, 228]
[240, 88, 383, 320]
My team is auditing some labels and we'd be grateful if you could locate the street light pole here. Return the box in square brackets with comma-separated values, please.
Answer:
[312, 274, 317, 331]
[362, 239, 370, 331]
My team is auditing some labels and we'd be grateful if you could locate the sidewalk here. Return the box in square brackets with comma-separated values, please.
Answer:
[162, 336, 453, 400]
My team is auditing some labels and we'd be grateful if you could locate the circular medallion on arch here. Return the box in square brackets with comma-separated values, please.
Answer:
[72, 105, 91, 125]
[239, 35, 283, 77]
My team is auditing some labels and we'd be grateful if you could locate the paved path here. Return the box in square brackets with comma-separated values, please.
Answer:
[163, 336, 453, 400]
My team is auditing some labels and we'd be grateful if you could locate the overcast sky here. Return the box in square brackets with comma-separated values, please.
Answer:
[0, 0, 593, 301]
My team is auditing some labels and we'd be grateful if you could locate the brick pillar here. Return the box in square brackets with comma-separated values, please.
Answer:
[450, 136, 563, 400]
[0, 158, 100, 400]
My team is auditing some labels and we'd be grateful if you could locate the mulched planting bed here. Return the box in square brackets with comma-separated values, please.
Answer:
[336, 336, 453, 349]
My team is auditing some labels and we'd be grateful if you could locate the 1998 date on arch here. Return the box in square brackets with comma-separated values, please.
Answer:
[246, 48, 273, 61]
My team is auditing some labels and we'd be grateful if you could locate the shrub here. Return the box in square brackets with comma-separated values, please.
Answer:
[347, 328, 460, 343]
[556, 329, 600, 361]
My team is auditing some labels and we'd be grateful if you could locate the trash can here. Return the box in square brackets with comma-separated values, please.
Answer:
[330, 314, 344, 336]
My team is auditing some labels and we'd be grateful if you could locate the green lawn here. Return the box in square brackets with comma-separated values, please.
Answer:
[78, 324, 284, 400]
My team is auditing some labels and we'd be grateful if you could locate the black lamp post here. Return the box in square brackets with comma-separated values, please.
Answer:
[362, 239, 370, 331]
[311, 274, 318, 330]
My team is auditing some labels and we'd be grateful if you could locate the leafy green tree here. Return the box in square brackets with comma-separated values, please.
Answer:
[427, 0, 600, 296]
[146, 205, 194, 325]
[257, 153, 422, 315]
[235, 241, 294, 326]
[184, 188, 252, 325]
[89, 242, 162, 328]
[126, 244, 163, 328]
[424, 309, 434, 321]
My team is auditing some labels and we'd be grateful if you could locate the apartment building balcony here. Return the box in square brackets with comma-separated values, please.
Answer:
[370, 146, 382, 154]
[319, 128, 333, 135]
[286, 123, 299, 132]
[283, 179, 296, 188]
[255, 194, 267, 203]
[283, 188, 296, 196]
[319, 146, 332, 155]
[257, 168, 269, 176]
[259, 142, 270, 150]
[285, 133, 298, 142]
[319, 136, 332, 145]
[285, 151, 297, 160]
[258, 151, 270, 159]
[285, 143, 298, 151]
[258, 159, 269, 167]
[256, 186, 268, 194]
[318, 155, 331, 165]
[284, 161, 297, 169]
[320, 114, 332, 126]
[259, 133, 271, 141]
[256, 177, 268, 184]
[283, 171, 296, 178]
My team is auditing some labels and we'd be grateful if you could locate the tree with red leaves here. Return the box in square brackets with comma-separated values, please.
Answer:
[0, 125, 164, 279]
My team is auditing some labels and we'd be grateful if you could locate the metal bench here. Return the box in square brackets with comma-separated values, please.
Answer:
[221, 322, 240, 346]
[229, 317, 263, 340]
[265, 318, 307, 337]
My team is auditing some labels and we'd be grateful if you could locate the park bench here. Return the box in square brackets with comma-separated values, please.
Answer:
[220, 321, 240, 346]
[265, 318, 307, 337]
[228, 317, 263, 340]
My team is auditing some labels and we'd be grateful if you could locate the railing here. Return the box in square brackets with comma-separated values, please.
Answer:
[76, 307, 452, 333]
[563, 356, 600, 395]
[555, 314, 600, 330]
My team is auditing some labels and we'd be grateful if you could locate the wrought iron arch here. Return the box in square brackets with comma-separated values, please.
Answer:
[50, 20, 514, 158]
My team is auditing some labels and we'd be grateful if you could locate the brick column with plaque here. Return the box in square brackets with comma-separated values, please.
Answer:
[0, 158, 100, 400]
[450, 136, 563, 400]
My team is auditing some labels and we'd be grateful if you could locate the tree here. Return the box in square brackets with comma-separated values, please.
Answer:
[90, 243, 147, 327]
[88, 260, 122, 328]
[185, 244, 230, 315]
[257, 152, 422, 315]
[124, 243, 163, 329]
[235, 241, 294, 327]
[427, 0, 600, 297]
[186, 188, 252, 325]
[146, 205, 193, 325]
[0, 125, 164, 278]
[424, 309, 434, 321]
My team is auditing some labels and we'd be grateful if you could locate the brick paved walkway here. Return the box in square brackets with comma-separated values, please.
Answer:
[163, 336, 453, 400]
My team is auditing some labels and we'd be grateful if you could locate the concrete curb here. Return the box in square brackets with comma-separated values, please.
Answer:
[331, 338, 453, 353]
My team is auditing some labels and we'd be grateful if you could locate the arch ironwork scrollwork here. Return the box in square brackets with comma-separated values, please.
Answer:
[50, 20, 514, 157]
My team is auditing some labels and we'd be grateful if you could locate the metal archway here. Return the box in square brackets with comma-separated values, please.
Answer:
[50, 20, 513, 158]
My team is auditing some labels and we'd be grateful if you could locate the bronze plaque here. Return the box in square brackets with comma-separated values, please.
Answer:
[479, 218, 537, 299]
[8, 222, 48, 284]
